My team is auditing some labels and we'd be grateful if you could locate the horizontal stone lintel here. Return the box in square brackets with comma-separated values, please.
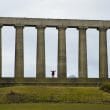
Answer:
[0, 17, 110, 28]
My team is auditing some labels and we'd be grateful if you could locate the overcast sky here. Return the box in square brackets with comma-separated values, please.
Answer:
[0, 0, 110, 78]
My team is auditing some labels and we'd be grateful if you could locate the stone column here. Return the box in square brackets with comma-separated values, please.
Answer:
[15, 25, 24, 80]
[0, 26, 2, 78]
[78, 27, 88, 78]
[57, 26, 67, 79]
[36, 26, 45, 79]
[98, 27, 108, 79]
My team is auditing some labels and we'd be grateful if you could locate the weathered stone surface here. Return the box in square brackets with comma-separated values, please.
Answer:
[0, 17, 108, 84]
[57, 26, 67, 79]
[15, 25, 24, 80]
[78, 27, 88, 78]
[0, 17, 110, 28]
[0, 26, 2, 78]
[98, 27, 108, 78]
[36, 26, 45, 79]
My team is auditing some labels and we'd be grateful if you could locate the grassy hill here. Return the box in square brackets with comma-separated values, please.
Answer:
[0, 86, 110, 104]
[0, 103, 110, 110]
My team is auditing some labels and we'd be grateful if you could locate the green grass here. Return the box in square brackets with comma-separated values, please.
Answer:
[0, 86, 110, 103]
[0, 103, 110, 110]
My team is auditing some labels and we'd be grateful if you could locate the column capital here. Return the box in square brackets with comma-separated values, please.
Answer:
[77, 26, 88, 30]
[36, 25, 46, 29]
[97, 27, 108, 31]
[56, 25, 67, 30]
[14, 24, 24, 29]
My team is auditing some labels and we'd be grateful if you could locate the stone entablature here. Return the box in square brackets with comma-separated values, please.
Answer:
[0, 17, 110, 28]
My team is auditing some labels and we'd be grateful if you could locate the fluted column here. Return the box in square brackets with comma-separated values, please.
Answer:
[15, 25, 24, 80]
[36, 26, 45, 79]
[78, 27, 88, 78]
[0, 26, 2, 78]
[98, 27, 108, 79]
[57, 26, 67, 79]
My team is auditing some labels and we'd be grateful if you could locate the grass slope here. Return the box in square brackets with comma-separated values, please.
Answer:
[0, 86, 110, 103]
[0, 103, 110, 110]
